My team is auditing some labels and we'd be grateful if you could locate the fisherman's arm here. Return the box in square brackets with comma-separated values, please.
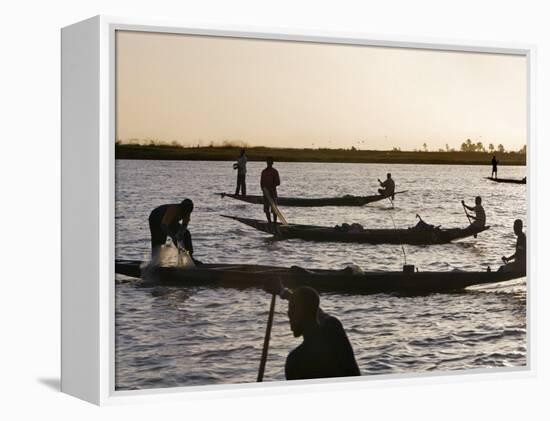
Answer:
[461, 201, 474, 211]
[183, 230, 202, 265]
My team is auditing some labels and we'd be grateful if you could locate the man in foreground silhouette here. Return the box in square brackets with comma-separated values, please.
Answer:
[499, 219, 526, 273]
[268, 285, 360, 380]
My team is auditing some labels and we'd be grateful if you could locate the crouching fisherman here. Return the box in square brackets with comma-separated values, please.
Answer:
[265, 282, 360, 380]
[462, 196, 486, 228]
[499, 219, 526, 273]
[377, 173, 395, 198]
[148, 199, 202, 264]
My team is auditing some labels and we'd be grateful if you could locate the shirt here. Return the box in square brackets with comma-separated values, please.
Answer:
[473, 205, 486, 226]
[261, 167, 280, 197]
[285, 315, 360, 380]
[236, 155, 247, 175]
[515, 232, 526, 263]
[380, 178, 395, 194]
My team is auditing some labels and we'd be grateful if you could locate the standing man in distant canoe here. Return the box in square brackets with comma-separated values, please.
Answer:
[260, 157, 280, 226]
[499, 219, 526, 272]
[264, 283, 360, 380]
[234, 148, 248, 196]
[491, 155, 499, 179]
[462, 196, 486, 229]
[377, 173, 395, 198]
[148, 199, 195, 259]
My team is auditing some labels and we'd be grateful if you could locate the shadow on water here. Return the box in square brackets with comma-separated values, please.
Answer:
[37, 377, 60, 391]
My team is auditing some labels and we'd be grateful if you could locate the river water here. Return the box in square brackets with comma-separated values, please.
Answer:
[115, 160, 527, 390]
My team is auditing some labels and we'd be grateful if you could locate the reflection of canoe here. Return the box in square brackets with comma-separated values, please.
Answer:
[485, 177, 526, 185]
[115, 260, 524, 294]
[218, 191, 408, 207]
[222, 215, 490, 245]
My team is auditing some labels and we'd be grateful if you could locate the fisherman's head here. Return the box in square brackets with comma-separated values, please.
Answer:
[179, 199, 194, 224]
[266, 157, 274, 167]
[474, 196, 482, 206]
[514, 219, 523, 235]
[387, 173, 392, 179]
[240, 148, 246, 157]
[288, 287, 320, 337]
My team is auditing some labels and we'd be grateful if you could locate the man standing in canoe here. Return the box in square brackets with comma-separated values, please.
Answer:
[377, 173, 395, 198]
[234, 148, 247, 196]
[260, 156, 280, 226]
[491, 155, 499, 179]
[276, 286, 360, 380]
[148, 199, 199, 262]
[499, 219, 526, 272]
[462, 196, 486, 229]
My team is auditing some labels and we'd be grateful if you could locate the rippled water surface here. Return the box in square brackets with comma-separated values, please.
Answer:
[115, 160, 527, 390]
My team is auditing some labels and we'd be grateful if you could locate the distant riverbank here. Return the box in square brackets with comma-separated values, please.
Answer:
[115, 144, 526, 166]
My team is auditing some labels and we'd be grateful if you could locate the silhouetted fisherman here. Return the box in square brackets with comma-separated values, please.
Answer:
[491, 155, 499, 179]
[260, 157, 280, 226]
[377, 173, 395, 198]
[148, 199, 201, 264]
[266, 283, 360, 380]
[499, 219, 526, 272]
[462, 196, 486, 228]
[234, 148, 247, 195]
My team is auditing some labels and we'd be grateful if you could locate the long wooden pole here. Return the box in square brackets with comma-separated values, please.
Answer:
[257, 293, 277, 382]
[462, 202, 473, 224]
[262, 187, 288, 225]
[462, 202, 477, 238]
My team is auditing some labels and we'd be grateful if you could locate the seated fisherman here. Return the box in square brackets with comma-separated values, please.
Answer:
[148, 199, 201, 264]
[462, 196, 486, 228]
[265, 282, 360, 380]
[499, 219, 526, 273]
[377, 173, 395, 198]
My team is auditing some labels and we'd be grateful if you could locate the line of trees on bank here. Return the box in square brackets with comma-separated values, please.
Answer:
[457, 138, 526, 154]
[408, 139, 526, 154]
[115, 138, 526, 154]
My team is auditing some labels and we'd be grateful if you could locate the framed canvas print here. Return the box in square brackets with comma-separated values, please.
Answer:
[61, 16, 533, 405]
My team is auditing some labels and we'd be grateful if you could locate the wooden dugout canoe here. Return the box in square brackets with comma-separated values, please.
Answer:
[485, 177, 526, 185]
[115, 260, 524, 294]
[218, 191, 408, 207]
[222, 215, 490, 245]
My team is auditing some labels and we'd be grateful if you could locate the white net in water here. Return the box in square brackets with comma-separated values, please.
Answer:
[177, 249, 195, 268]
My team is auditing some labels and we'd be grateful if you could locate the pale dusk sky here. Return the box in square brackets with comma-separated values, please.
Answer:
[116, 31, 527, 151]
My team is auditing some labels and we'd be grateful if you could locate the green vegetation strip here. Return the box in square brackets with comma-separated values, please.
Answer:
[115, 144, 526, 166]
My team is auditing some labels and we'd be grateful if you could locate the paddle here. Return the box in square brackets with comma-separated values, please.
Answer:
[461, 200, 473, 224]
[257, 292, 277, 382]
[461, 201, 477, 238]
[262, 187, 288, 225]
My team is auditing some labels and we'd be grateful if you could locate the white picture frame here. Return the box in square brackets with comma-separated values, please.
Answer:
[61, 15, 535, 405]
